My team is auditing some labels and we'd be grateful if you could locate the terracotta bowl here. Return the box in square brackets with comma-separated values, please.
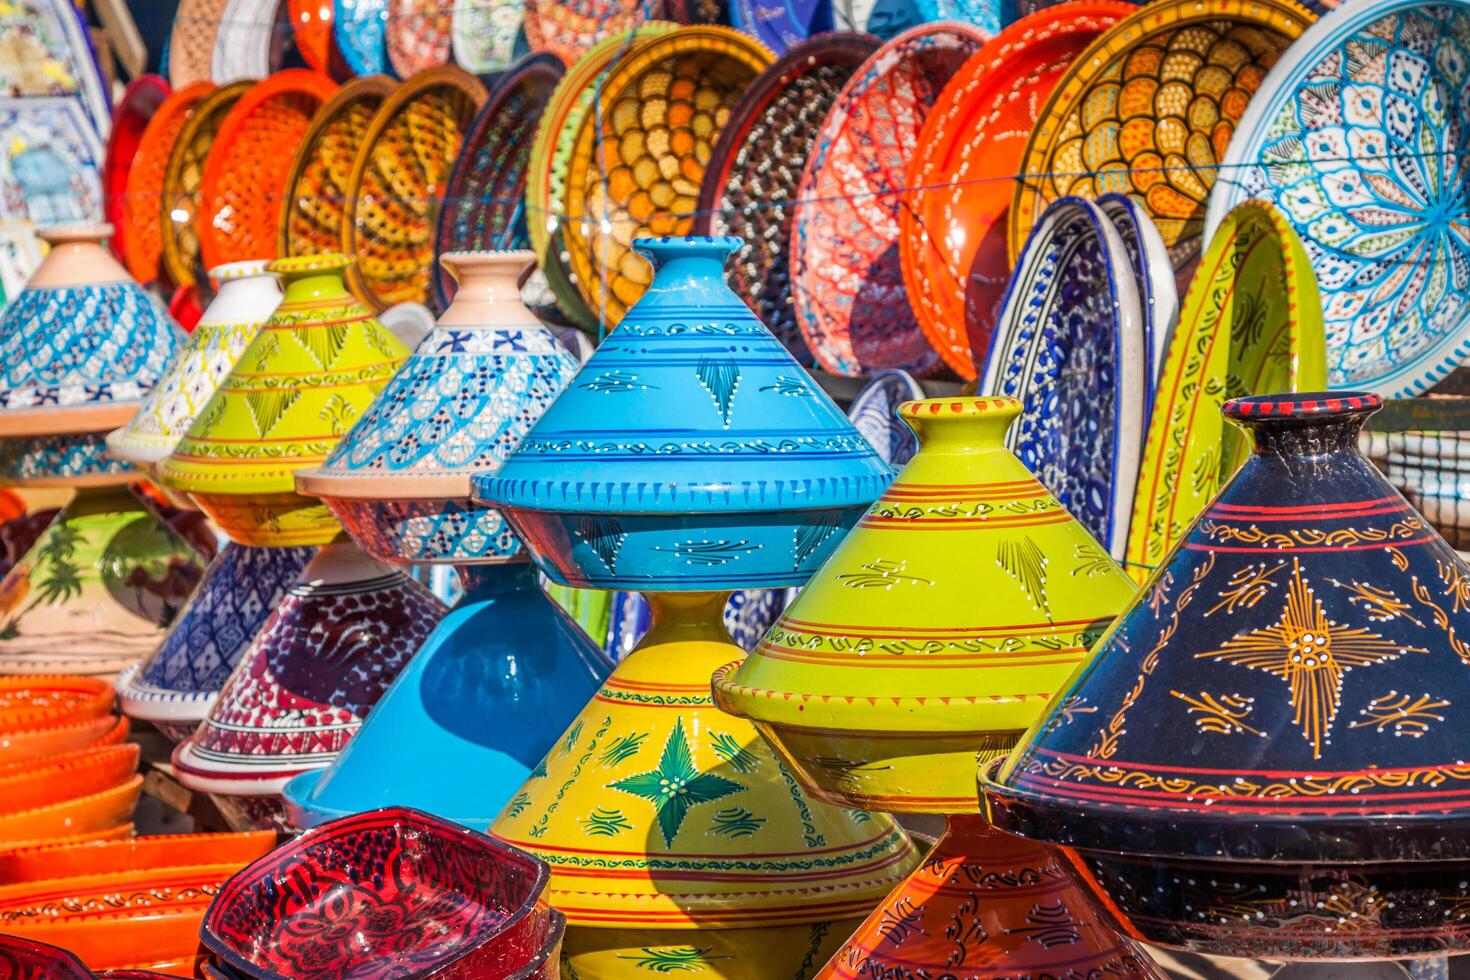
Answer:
[0, 776, 143, 845]
[0, 823, 133, 856]
[0, 933, 92, 978]
[0, 743, 140, 815]
[0, 830, 277, 884]
[0, 715, 128, 765]
[0, 676, 115, 731]
[203, 807, 556, 979]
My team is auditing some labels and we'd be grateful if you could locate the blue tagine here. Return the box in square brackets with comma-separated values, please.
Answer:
[284, 250, 612, 830]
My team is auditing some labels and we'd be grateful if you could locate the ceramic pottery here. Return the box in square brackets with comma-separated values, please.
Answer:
[197, 71, 340, 271]
[203, 807, 559, 979]
[212, 0, 291, 82]
[160, 80, 251, 289]
[830, 0, 921, 38]
[277, 75, 394, 261]
[727, 0, 831, 54]
[490, 591, 918, 975]
[983, 391, 1470, 959]
[0, 744, 141, 815]
[1208, 0, 1470, 397]
[0, 830, 277, 884]
[603, 586, 785, 661]
[0, 772, 141, 844]
[0, 675, 115, 730]
[171, 542, 445, 831]
[290, 0, 336, 72]
[451, 0, 526, 73]
[386, 0, 453, 76]
[1386, 433, 1470, 551]
[103, 76, 170, 270]
[434, 54, 564, 308]
[1096, 191, 1180, 415]
[818, 815, 1166, 979]
[107, 260, 283, 468]
[562, 27, 774, 327]
[158, 254, 412, 547]
[979, 198, 1146, 559]
[846, 370, 922, 467]
[333, 0, 390, 75]
[791, 22, 987, 377]
[474, 237, 892, 592]
[343, 66, 488, 311]
[0, 715, 128, 768]
[169, 0, 229, 87]
[0, 97, 103, 230]
[121, 81, 213, 286]
[0, 935, 91, 978]
[282, 561, 613, 830]
[297, 251, 579, 565]
[899, 4, 1128, 379]
[0, 486, 203, 677]
[1126, 201, 1328, 583]
[0, 0, 111, 135]
[693, 33, 879, 365]
[715, 397, 1136, 812]
[1009, 0, 1312, 287]
[523, 0, 660, 65]
[115, 543, 315, 744]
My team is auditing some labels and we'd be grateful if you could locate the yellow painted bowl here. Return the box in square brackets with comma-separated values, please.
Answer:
[185, 491, 342, 548]
[560, 920, 856, 979]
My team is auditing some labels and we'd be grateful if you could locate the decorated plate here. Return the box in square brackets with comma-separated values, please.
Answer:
[434, 53, 563, 308]
[0, 97, 104, 230]
[524, 0, 661, 65]
[342, 66, 488, 309]
[279, 75, 394, 260]
[831, 0, 922, 39]
[121, 81, 213, 285]
[1125, 199, 1327, 581]
[386, 0, 453, 76]
[848, 368, 922, 466]
[562, 26, 774, 326]
[334, 0, 389, 75]
[1206, 0, 1470, 397]
[290, 0, 336, 71]
[693, 32, 878, 363]
[161, 80, 251, 288]
[1096, 191, 1178, 420]
[451, 0, 525, 73]
[212, 0, 291, 83]
[913, 0, 1000, 33]
[0, 0, 111, 136]
[524, 24, 675, 330]
[727, 0, 831, 55]
[1010, 0, 1313, 288]
[979, 197, 1146, 558]
[104, 75, 170, 268]
[199, 71, 339, 270]
[791, 22, 987, 376]
[901, 3, 1129, 379]
[170, 0, 231, 87]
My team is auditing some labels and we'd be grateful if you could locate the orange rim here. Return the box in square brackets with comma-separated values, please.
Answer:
[121, 81, 215, 285]
[161, 81, 252, 288]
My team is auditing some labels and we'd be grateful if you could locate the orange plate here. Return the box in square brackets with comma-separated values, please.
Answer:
[0, 744, 139, 816]
[0, 831, 277, 885]
[0, 776, 142, 845]
[104, 76, 172, 269]
[289, 0, 335, 72]
[198, 70, 340, 271]
[122, 82, 215, 286]
[0, 715, 130, 768]
[0, 863, 247, 913]
[0, 676, 114, 731]
[160, 81, 252, 289]
[0, 908, 209, 973]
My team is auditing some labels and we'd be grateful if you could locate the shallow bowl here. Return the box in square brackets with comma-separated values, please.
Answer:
[0, 933, 92, 977]
[0, 776, 143, 844]
[0, 715, 128, 765]
[0, 830, 277, 884]
[0, 744, 139, 816]
[0, 675, 116, 731]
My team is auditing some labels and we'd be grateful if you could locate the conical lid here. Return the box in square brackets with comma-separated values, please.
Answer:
[716, 397, 1137, 813]
[983, 392, 1470, 862]
[158, 254, 412, 497]
[490, 591, 920, 929]
[107, 260, 283, 466]
[0, 226, 184, 438]
[819, 815, 1166, 979]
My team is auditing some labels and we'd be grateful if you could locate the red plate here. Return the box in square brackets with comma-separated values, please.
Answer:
[900, 3, 1132, 379]
[103, 75, 170, 269]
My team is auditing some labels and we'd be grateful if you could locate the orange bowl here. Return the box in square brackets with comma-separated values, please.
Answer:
[0, 744, 139, 815]
[0, 776, 142, 845]
[0, 824, 132, 856]
[0, 831, 277, 885]
[0, 908, 209, 973]
[0, 676, 114, 731]
[0, 715, 128, 765]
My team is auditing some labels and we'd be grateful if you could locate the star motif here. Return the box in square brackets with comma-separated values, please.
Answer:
[608, 718, 744, 847]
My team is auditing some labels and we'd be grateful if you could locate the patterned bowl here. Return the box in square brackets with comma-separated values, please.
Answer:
[168, 0, 229, 87]
[202, 808, 556, 979]
[387, 0, 453, 76]
[160, 81, 251, 289]
[121, 81, 214, 285]
[0, 831, 277, 885]
[0, 715, 128, 766]
[0, 934, 91, 978]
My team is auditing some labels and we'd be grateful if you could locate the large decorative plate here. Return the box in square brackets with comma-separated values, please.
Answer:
[170, 0, 231, 87]
[847, 368, 923, 465]
[451, 0, 525, 73]
[104, 75, 170, 268]
[1125, 199, 1327, 581]
[121, 81, 213, 286]
[524, 0, 662, 65]
[433, 53, 563, 308]
[1009, 0, 1313, 288]
[913, 0, 1001, 33]
[278, 75, 394, 260]
[342, 66, 488, 309]
[727, 0, 831, 55]
[290, 0, 335, 71]
[979, 197, 1146, 558]
[212, 0, 291, 83]
[693, 32, 878, 363]
[334, 0, 390, 75]
[1206, 0, 1470, 397]
[386, 0, 453, 76]
[1097, 191, 1177, 419]
[901, 4, 1128, 380]
[831, 0, 922, 39]
[525, 24, 675, 331]
[791, 22, 987, 376]
[160, 80, 250, 288]
[0, 97, 104, 230]
[198, 71, 339, 270]
[563, 27, 774, 325]
[0, 0, 111, 136]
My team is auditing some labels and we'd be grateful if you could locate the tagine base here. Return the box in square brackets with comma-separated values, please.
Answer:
[562, 919, 857, 979]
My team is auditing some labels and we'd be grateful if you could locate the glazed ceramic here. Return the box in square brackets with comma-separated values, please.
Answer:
[0, 831, 276, 884]
[0, 744, 139, 815]
[979, 198, 1146, 559]
[819, 816, 1166, 979]
[561, 27, 774, 326]
[791, 23, 987, 376]
[1009, 0, 1312, 286]
[297, 251, 579, 565]
[333, 0, 389, 75]
[171, 542, 445, 830]
[103, 76, 170, 270]
[0, 97, 103, 231]
[900, 5, 1128, 379]
[211, 0, 288, 82]
[121, 81, 213, 286]
[0, 775, 141, 844]
[283, 562, 613, 830]
[693, 34, 878, 364]
[0, 935, 91, 979]
[1097, 191, 1179, 414]
[0, 486, 204, 677]
[846, 370, 922, 467]
[0, 675, 114, 730]
[0, 716, 126, 767]
[160, 81, 250, 289]
[603, 587, 784, 661]
[386, 0, 453, 75]
[523, 0, 656, 65]
[158, 254, 413, 547]
[0, 0, 110, 135]
[1126, 201, 1328, 582]
[715, 397, 1137, 812]
[830, 0, 920, 37]
[290, 0, 336, 71]
[204, 808, 557, 979]
[1207, 0, 1470, 397]
[169, 0, 229, 87]
[115, 544, 315, 743]
[474, 237, 892, 592]
[984, 391, 1470, 959]
[451, 0, 525, 73]
[727, 0, 831, 54]
[107, 260, 283, 468]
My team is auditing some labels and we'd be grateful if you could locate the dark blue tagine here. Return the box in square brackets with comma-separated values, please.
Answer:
[982, 391, 1470, 960]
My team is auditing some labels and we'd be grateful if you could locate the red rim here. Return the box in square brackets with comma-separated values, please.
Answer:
[103, 75, 171, 268]
[120, 81, 214, 285]
[289, 0, 335, 71]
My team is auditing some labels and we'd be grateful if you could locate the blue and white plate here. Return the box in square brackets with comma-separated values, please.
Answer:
[0, 0, 110, 136]
[1096, 192, 1177, 426]
[0, 96, 103, 229]
[334, 0, 391, 76]
[848, 368, 923, 467]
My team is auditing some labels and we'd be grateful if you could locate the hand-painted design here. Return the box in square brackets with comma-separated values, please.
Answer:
[617, 947, 729, 973]
[709, 806, 765, 838]
[1170, 691, 1265, 737]
[581, 371, 659, 393]
[1208, 561, 1288, 616]
[758, 377, 812, 397]
[600, 732, 648, 766]
[1350, 691, 1450, 738]
[0, 97, 104, 228]
[579, 517, 626, 574]
[582, 807, 633, 837]
[996, 538, 1050, 617]
[793, 512, 844, 571]
[1003, 900, 1081, 949]
[1071, 543, 1115, 578]
[651, 539, 760, 566]
[506, 790, 532, 818]
[336, 499, 520, 565]
[709, 731, 759, 773]
[0, 433, 133, 483]
[697, 357, 741, 428]
[835, 559, 931, 590]
[1195, 559, 1423, 759]
[608, 718, 746, 847]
